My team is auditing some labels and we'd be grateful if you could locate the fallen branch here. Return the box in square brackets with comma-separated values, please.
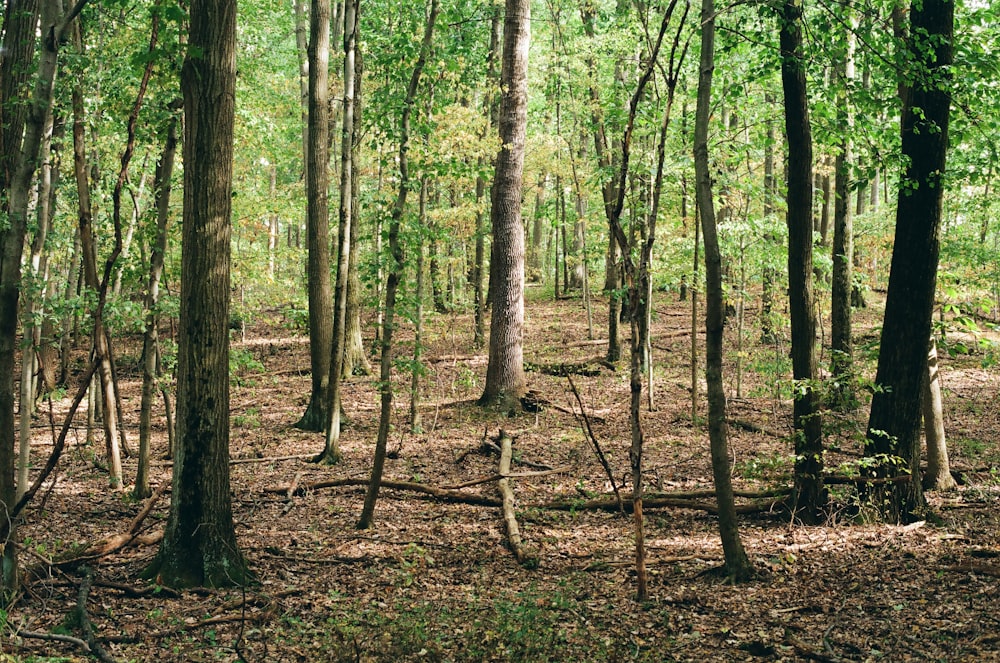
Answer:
[497, 430, 530, 565]
[264, 477, 501, 507]
[442, 465, 573, 490]
[15, 630, 96, 657]
[75, 568, 117, 663]
[944, 563, 1000, 578]
[538, 494, 789, 515]
[52, 482, 168, 567]
[567, 375, 623, 512]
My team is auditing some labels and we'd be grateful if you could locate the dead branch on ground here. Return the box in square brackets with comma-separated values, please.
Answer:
[568, 375, 623, 512]
[496, 430, 532, 565]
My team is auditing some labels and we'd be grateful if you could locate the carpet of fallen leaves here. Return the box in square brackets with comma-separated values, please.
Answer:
[7, 288, 1000, 662]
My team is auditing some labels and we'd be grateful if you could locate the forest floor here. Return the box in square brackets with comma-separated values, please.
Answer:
[6, 286, 1000, 662]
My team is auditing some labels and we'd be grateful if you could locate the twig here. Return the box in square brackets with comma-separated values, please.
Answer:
[567, 375, 623, 513]
[15, 630, 94, 655]
[283, 471, 303, 515]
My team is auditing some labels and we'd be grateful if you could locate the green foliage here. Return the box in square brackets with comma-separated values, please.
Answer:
[229, 347, 265, 387]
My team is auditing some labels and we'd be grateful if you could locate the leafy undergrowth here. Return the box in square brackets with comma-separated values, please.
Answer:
[7, 290, 1000, 662]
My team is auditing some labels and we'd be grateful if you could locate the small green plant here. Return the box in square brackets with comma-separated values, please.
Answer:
[230, 347, 265, 386]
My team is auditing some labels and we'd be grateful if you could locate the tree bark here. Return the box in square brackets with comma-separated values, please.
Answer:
[694, 0, 753, 582]
[779, 0, 825, 522]
[479, 0, 530, 410]
[295, 0, 334, 433]
[865, 0, 952, 522]
[136, 114, 178, 501]
[359, 0, 439, 530]
[830, 12, 856, 410]
[71, 19, 124, 488]
[146, 0, 249, 588]
[922, 339, 955, 492]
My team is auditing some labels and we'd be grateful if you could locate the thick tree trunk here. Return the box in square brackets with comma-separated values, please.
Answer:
[295, 0, 334, 433]
[479, 0, 530, 410]
[779, 0, 826, 522]
[146, 0, 249, 588]
[865, 0, 952, 522]
[694, 0, 753, 582]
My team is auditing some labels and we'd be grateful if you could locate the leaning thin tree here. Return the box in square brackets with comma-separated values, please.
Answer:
[693, 0, 754, 582]
[605, 0, 688, 601]
[358, 0, 440, 530]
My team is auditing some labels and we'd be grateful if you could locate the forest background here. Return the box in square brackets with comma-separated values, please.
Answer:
[0, 0, 999, 660]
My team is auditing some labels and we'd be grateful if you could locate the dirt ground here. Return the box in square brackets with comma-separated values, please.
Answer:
[6, 287, 1000, 662]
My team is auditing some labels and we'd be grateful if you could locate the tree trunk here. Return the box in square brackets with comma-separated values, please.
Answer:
[922, 339, 955, 492]
[135, 114, 178, 501]
[146, 0, 249, 588]
[694, 0, 753, 582]
[318, 0, 358, 463]
[865, 0, 952, 522]
[71, 20, 123, 488]
[295, 0, 334, 433]
[779, 0, 825, 523]
[479, 0, 530, 410]
[830, 15, 856, 410]
[359, 0, 438, 530]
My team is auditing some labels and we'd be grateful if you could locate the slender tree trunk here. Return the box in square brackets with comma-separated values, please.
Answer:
[295, 0, 334, 433]
[694, 0, 753, 582]
[472, 9, 502, 349]
[71, 20, 123, 488]
[17, 105, 55, 499]
[342, 53, 371, 379]
[865, 0, 953, 520]
[830, 14, 856, 410]
[779, 0, 825, 522]
[922, 339, 955, 492]
[479, 0, 530, 410]
[146, 0, 248, 588]
[319, 0, 358, 463]
[359, 0, 438, 530]
[411, 178, 428, 433]
[136, 114, 178, 500]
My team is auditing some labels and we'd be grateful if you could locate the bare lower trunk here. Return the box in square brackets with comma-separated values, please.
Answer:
[922, 339, 955, 491]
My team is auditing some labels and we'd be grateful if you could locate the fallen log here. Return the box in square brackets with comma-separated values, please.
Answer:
[265, 477, 502, 507]
[497, 431, 531, 565]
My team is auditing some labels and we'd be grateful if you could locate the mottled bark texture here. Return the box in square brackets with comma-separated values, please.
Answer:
[146, 0, 249, 588]
[479, 0, 530, 410]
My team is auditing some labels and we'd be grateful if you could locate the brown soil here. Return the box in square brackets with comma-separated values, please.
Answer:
[8, 289, 1000, 662]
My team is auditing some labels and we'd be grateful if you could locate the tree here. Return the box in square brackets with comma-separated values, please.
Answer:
[146, 0, 249, 588]
[829, 8, 856, 410]
[694, 0, 754, 582]
[1, 0, 89, 602]
[479, 0, 530, 410]
[865, 0, 954, 521]
[779, 0, 825, 522]
[359, 0, 440, 530]
[295, 0, 334, 433]
[317, 0, 359, 463]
